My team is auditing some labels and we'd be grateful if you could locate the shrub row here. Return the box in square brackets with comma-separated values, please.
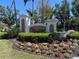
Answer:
[67, 31, 79, 39]
[18, 32, 59, 43]
[0, 32, 7, 39]
[19, 32, 49, 37]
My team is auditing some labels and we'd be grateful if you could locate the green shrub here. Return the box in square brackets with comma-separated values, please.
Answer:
[7, 26, 20, 38]
[18, 32, 49, 42]
[49, 32, 60, 40]
[0, 32, 7, 39]
[67, 32, 79, 39]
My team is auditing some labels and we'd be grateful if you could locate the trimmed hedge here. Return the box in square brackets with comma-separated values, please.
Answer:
[18, 32, 50, 42]
[67, 31, 79, 39]
[19, 32, 49, 37]
[18, 32, 59, 43]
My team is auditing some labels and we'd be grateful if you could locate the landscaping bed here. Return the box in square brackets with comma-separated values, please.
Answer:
[14, 38, 79, 59]
[12, 32, 79, 59]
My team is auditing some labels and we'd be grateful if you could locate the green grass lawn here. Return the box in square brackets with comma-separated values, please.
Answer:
[0, 39, 48, 59]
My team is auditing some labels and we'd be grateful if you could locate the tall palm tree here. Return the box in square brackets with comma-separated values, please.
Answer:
[41, 0, 44, 23]
[32, 0, 34, 17]
[24, 0, 34, 17]
[24, 0, 30, 5]
[13, 0, 17, 24]
[63, 0, 67, 31]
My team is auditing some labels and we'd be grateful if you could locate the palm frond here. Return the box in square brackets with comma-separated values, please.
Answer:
[24, 0, 30, 5]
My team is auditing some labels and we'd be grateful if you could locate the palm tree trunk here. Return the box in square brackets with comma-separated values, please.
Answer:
[63, 0, 67, 31]
[13, 0, 17, 24]
[41, 0, 44, 23]
[32, 0, 34, 17]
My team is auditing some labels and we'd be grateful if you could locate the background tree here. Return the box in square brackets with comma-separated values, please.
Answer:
[3, 7, 15, 28]
[0, 5, 6, 20]
[53, 0, 70, 31]
[27, 9, 39, 23]
[45, 4, 53, 19]
[72, 0, 79, 17]
[38, 0, 52, 20]
[24, 0, 34, 17]
[0, 5, 19, 28]
[69, 0, 79, 31]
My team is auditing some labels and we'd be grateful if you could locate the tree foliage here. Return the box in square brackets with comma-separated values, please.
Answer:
[72, 0, 79, 17]
[54, 0, 70, 22]
[0, 5, 19, 28]
[38, 0, 53, 20]
[24, 0, 31, 5]
[27, 9, 39, 23]
[53, 0, 70, 30]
